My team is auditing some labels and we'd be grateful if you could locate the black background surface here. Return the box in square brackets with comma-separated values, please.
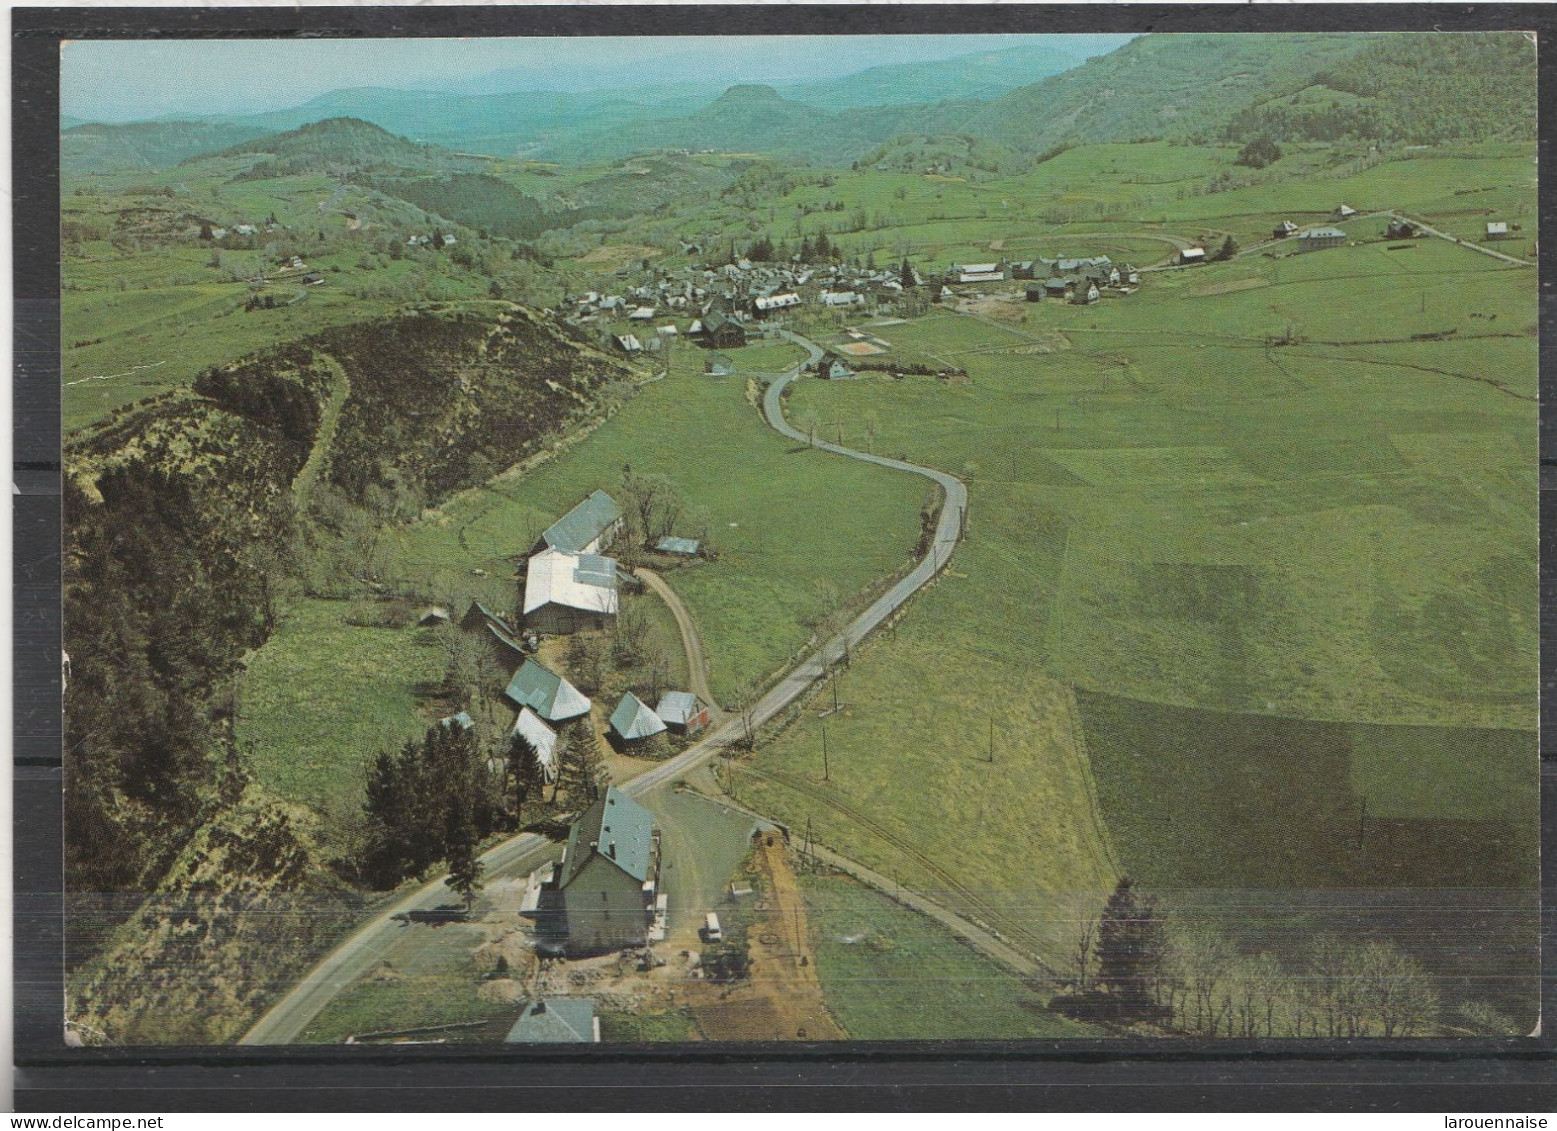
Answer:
[13, 3, 1556, 1112]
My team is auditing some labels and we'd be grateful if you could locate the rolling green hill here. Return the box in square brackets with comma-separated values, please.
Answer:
[208, 116, 486, 179]
[1223, 32, 1537, 145]
[63, 120, 275, 174]
[964, 31, 1537, 153]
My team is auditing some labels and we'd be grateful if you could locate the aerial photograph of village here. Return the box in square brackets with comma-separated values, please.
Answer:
[59, 29, 1538, 1046]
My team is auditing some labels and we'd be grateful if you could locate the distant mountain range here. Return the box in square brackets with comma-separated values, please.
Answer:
[62, 32, 1536, 177]
[62, 42, 1090, 172]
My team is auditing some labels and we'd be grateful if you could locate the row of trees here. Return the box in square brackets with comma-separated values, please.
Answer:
[360, 722, 505, 897]
[744, 229, 843, 264]
[1068, 878, 1442, 1038]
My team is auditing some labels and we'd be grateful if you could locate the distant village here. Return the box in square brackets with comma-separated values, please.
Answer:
[554, 201, 1535, 365]
[560, 248, 1159, 361]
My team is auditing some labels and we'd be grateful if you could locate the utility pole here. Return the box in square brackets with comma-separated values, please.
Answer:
[821, 716, 830, 782]
[988, 710, 996, 764]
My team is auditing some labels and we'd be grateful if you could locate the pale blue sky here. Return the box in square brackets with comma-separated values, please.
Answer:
[62, 34, 1135, 122]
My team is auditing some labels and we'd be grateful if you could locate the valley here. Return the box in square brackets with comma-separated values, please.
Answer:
[60, 30, 1539, 1046]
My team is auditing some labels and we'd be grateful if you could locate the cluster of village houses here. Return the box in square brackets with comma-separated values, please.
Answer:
[428, 488, 715, 1027]
[568, 256, 920, 356]
[572, 249, 1157, 358]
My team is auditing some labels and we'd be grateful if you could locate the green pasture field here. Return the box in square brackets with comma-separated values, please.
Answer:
[300, 919, 513, 1044]
[388, 350, 927, 703]
[237, 598, 450, 825]
[659, 142, 1536, 276]
[1075, 690, 1538, 1026]
[63, 279, 411, 432]
[801, 871, 1102, 1040]
[62, 167, 495, 430]
[738, 227, 1536, 1002]
[712, 341, 809, 374]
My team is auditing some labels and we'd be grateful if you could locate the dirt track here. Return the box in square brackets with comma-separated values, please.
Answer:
[637, 567, 723, 715]
[688, 835, 844, 1041]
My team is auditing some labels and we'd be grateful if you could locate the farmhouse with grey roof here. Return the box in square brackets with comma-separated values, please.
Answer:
[504, 658, 592, 723]
[539, 490, 622, 555]
[531, 786, 660, 954]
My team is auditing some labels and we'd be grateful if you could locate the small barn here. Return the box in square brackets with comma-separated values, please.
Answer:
[1178, 247, 1207, 265]
[1297, 226, 1346, 252]
[1044, 277, 1069, 297]
[954, 263, 1007, 284]
[819, 291, 862, 308]
[700, 311, 747, 350]
[705, 352, 735, 376]
[1386, 218, 1423, 240]
[461, 600, 527, 670]
[484, 621, 529, 672]
[655, 536, 701, 557]
[1070, 282, 1101, 305]
[540, 490, 622, 555]
[1272, 220, 1299, 239]
[504, 659, 592, 724]
[417, 605, 451, 627]
[608, 692, 667, 750]
[655, 691, 710, 735]
[510, 706, 561, 782]
[1333, 204, 1358, 220]
[814, 351, 855, 380]
[439, 711, 474, 732]
[615, 333, 644, 354]
[753, 292, 802, 316]
[461, 601, 512, 635]
[1025, 283, 1044, 303]
[1486, 221, 1517, 240]
[523, 549, 619, 635]
[505, 999, 599, 1044]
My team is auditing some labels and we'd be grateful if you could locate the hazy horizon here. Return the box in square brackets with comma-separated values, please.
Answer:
[61, 33, 1136, 123]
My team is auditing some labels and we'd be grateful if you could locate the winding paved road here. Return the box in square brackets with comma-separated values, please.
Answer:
[240, 330, 966, 1044]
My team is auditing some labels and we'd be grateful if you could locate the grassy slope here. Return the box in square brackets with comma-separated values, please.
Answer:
[238, 599, 450, 825]
[803, 871, 1101, 1039]
[62, 165, 497, 430]
[389, 352, 927, 703]
[740, 215, 1536, 1019]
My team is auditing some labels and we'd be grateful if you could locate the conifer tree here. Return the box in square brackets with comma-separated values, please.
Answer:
[1097, 876, 1167, 1010]
[507, 730, 544, 826]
